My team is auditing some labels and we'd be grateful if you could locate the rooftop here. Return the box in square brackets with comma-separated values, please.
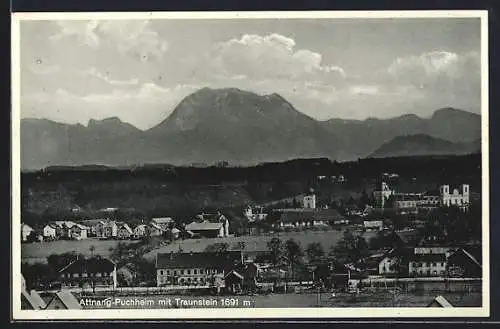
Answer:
[185, 221, 223, 231]
[156, 251, 241, 269]
[58, 256, 116, 273]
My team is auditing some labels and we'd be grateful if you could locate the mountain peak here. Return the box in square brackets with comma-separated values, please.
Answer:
[431, 107, 477, 119]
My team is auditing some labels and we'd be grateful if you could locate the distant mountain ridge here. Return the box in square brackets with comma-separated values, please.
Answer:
[20, 88, 481, 170]
[369, 134, 481, 158]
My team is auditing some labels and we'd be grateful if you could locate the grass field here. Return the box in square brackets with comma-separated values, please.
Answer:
[143, 229, 378, 261]
[21, 238, 140, 264]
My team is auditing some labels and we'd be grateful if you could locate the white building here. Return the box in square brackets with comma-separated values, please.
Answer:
[373, 182, 394, 208]
[363, 220, 384, 231]
[42, 224, 57, 239]
[440, 184, 470, 209]
[303, 194, 317, 209]
[21, 223, 34, 242]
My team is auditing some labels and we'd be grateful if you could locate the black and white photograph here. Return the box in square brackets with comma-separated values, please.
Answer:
[11, 11, 489, 319]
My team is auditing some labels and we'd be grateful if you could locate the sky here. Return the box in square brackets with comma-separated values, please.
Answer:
[19, 17, 482, 130]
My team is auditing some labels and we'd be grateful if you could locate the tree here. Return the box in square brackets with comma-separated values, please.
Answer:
[285, 239, 304, 282]
[238, 241, 246, 264]
[89, 245, 96, 258]
[333, 229, 369, 264]
[306, 242, 325, 262]
[267, 237, 284, 268]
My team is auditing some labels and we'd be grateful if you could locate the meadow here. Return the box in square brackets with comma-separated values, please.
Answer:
[143, 229, 378, 261]
[21, 238, 140, 264]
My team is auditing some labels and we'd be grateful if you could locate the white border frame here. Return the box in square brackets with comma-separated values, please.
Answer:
[11, 10, 490, 320]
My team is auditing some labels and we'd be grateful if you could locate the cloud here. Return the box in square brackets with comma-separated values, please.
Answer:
[22, 83, 199, 130]
[207, 33, 345, 82]
[50, 20, 168, 61]
[387, 51, 480, 91]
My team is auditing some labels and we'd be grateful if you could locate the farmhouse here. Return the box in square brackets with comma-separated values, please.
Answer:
[149, 223, 164, 237]
[117, 223, 133, 239]
[185, 221, 226, 238]
[69, 224, 88, 240]
[42, 224, 57, 239]
[133, 224, 149, 239]
[58, 256, 117, 289]
[53, 221, 77, 239]
[21, 223, 34, 242]
[303, 193, 317, 209]
[80, 219, 106, 237]
[151, 217, 174, 230]
[96, 221, 118, 239]
[21, 290, 46, 310]
[156, 251, 240, 288]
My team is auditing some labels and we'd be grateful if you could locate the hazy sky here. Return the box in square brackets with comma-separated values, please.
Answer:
[19, 17, 482, 130]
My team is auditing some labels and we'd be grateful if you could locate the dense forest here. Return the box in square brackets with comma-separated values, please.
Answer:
[20, 154, 482, 229]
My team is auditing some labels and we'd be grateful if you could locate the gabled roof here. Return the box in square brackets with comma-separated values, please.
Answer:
[156, 251, 241, 269]
[21, 290, 46, 310]
[449, 248, 482, 268]
[408, 253, 447, 262]
[119, 223, 133, 234]
[134, 224, 148, 230]
[71, 223, 88, 230]
[428, 295, 453, 308]
[21, 223, 34, 230]
[152, 217, 174, 224]
[150, 223, 163, 230]
[59, 257, 116, 274]
[29, 290, 47, 309]
[225, 270, 244, 280]
[185, 221, 223, 231]
[80, 219, 106, 226]
[48, 291, 82, 309]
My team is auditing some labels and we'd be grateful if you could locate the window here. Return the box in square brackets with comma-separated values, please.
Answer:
[194, 269, 197, 275]
[180, 270, 184, 275]
[166, 270, 170, 275]
[187, 270, 191, 275]
[160, 270, 164, 275]
[73, 273, 79, 278]
[174, 270, 177, 275]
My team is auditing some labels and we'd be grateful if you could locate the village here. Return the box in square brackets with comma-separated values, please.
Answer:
[21, 175, 482, 309]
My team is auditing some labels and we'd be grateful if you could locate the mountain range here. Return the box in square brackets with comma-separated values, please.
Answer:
[20, 87, 482, 170]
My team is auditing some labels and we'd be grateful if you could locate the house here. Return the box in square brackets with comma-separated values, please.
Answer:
[427, 295, 454, 308]
[96, 221, 118, 239]
[446, 248, 482, 278]
[45, 290, 82, 310]
[69, 224, 88, 240]
[408, 253, 447, 277]
[21, 223, 34, 242]
[42, 224, 57, 239]
[151, 217, 174, 230]
[363, 220, 384, 231]
[117, 265, 136, 286]
[244, 206, 268, 222]
[303, 193, 317, 209]
[53, 221, 77, 239]
[393, 193, 421, 209]
[149, 223, 163, 237]
[133, 224, 149, 239]
[58, 256, 117, 289]
[171, 228, 181, 240]
[156, 251, 241, 288]
[117, 223, 133, 239]
[80, 219, 106, 237]
[185, 221, 226, 238]
[311, 260, 352, 290]
[384, 229, 421, 249]
[270, 208, 344, 229]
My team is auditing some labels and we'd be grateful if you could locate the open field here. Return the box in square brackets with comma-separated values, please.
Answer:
[21, 238, 140, 264]
[143, 229, 378, 261]
[78, 291, 482, 309]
